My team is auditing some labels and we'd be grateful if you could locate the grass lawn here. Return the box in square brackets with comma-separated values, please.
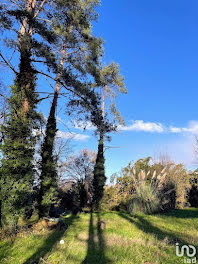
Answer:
[0, 208, 197, 264]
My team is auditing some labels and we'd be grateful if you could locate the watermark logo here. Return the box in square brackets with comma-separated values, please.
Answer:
[176, 243, 197, 263]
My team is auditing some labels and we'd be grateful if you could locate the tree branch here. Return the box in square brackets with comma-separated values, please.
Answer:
[0, 93, 9, 101]
[44, 75, 56, 91]
[35, 70, 85, 100]
[34, 91, 69, 95]
[65, 49, 79, 56]
[0, 52, 18, 74]
[31, 59, 46, 63]
[8, 47, 17, 64]
[36, 95, 52, 103]
[34, 0, 47, 18]
[33, 92, 69, 103]
[104, 146, 120, 152]
[7, 0, 24, 9]
[36, 17, 52, 24]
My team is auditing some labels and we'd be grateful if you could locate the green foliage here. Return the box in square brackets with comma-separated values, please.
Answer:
[95, 62, 127, 125]
[101, 170, 135, 211]
[0, 80, 39, 230]
[159, 163, 190, 209]
[189, 170, 198, 208]
[134, 157, 152, 176]
[52, 0, 103, 94]
[0, 5, 12, 30]
[100, 186, 129, 212]
[70, 181, 88, 209]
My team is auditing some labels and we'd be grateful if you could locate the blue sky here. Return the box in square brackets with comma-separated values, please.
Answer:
[1, 0, 198, 179]
[67, 0, 198, 177]
[77, 0, 198, 176]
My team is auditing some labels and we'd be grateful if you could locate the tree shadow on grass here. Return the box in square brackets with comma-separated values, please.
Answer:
[118, 212, 198, 248]
[82, 211, 111, 264]
[163, 208, 198, 219]
[23, 214, 77, 264]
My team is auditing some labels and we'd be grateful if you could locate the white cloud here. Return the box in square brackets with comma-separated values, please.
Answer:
[32, 128, 90, 141]
[169, 121, 198, 134]
[72, 120, 96, 131]
[119, 120, 164, 133]
[169, 126, 183, 133]
[56, 131, 90, 141]
[118, 120, 198, 135]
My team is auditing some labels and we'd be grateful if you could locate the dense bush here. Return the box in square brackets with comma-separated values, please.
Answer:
[100, 186, 129, 211]
[188, 171, 198, 208]
[101, 158, 190, 215]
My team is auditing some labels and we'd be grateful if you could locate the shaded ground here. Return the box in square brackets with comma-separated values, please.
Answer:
[0, 208, 197, 264]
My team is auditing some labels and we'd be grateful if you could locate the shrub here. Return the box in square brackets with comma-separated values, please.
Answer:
[127, 166, 177, 215]
[160, 164, 190, 209]
[188, 170, 198, 208]
[100, 186, 129, 211]
[128, 185, 160, 215]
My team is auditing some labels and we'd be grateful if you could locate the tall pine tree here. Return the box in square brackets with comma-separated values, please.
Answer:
[93, 63, 127, 209]
[37, 0, 104, 217]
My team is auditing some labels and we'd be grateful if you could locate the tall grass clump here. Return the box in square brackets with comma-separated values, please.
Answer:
[128, 184, 160, 215]
[128, 168, 175, 215]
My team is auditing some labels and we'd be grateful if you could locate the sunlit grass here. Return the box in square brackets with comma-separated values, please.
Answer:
[0, 208, 197, 264]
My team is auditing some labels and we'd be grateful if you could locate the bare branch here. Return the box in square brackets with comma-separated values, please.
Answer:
[65, 50, 79, 56]
[8, 48, 17, 64]
[34, 92, 69, 103]
[7, 0, 24, 9]
[34, 91, 69, 95]
[34, 0, 47, 18]
[0, 52, 18, 74]
[44, 75, 56, 91]
[31, 59, 47, 63]
[36, 17, 52, 24]
[104, 146, 120, 152]
[0, 93, 9, 101]
[36, 95, 52, 102]
[35, 70, 85, 100]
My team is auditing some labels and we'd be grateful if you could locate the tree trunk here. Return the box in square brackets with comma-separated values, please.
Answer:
[93, 128, 106, 209]
[92, 84, 107, 209]
[102, 87, 106, 118]
[38, 42, 66, 218]
[93, 85, 107, 209]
